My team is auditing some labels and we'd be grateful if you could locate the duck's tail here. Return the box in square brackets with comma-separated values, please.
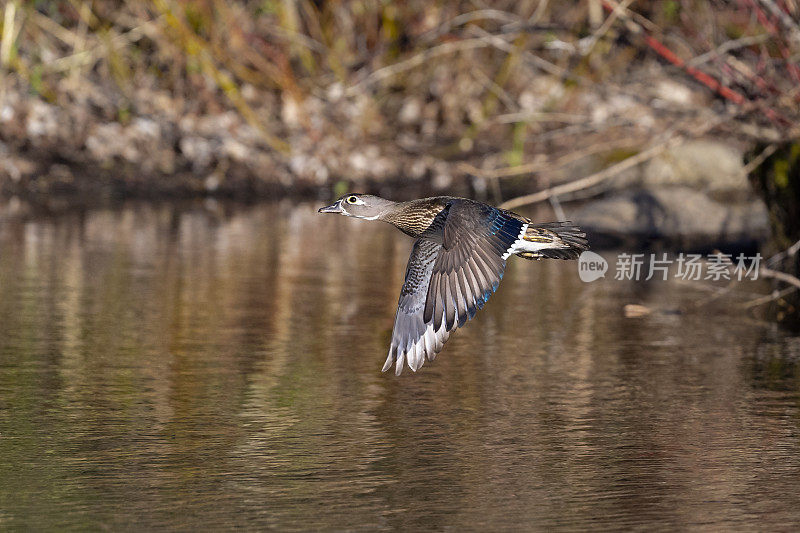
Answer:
[513, 221, 588, 260]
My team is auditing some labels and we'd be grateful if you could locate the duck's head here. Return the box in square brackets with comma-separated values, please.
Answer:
[318, 194, 397, 221]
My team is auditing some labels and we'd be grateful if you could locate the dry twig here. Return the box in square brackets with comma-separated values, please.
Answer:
[498, 133, 684, 210]
[740, 286, 799, 308]
[759, 267, 800, 290]
[460, 137, 640, 179]
[766, 237, 800, 266]
[346, 38, 492, 96]
[686, 34, 771, 68]
[742, 143, 779, 175]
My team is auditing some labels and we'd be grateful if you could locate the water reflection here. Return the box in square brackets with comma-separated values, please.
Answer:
[0, 201, 798, 530]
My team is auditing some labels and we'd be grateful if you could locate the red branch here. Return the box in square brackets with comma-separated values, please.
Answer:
[642, 34, 747, 105]
[741, 0, 800, 83]
[601, 1, 792, 126]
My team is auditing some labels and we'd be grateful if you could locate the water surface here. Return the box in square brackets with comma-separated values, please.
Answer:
[0, 201, 799, 530]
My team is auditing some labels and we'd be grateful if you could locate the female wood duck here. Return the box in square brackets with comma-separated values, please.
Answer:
[319, 194, 588, 375]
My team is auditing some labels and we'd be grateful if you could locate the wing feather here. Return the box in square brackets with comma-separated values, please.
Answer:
[444, 276, 457, 331]
[385, 200, 525, 374]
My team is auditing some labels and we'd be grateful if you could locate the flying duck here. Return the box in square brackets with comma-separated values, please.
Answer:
[319, 194, 588, 375]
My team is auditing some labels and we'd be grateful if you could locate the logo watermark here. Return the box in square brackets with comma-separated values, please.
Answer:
[578, 251, 609, 282]
[578, 252, 762, 282]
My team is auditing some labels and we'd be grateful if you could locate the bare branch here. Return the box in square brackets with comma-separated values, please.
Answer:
[498, 134, 684, 210]
[740, 286, 799, 309]
[766, 237, 800, 266]
[346, 38, 492, 96]
[421, 9, 521, 43]
[580, 0, 635, 57]
[686, 34, 771, 68]
[742, 143, 778, 175]
[460, 137, 640, 184]
[467, 25, 567, 78]
[759, 267, 800, 290]
[757, 0, 800, 42]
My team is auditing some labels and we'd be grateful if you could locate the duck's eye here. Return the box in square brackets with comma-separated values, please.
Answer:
[346, 196, 358, 204]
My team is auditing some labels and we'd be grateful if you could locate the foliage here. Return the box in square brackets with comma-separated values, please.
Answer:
[4, 1, 798, 143]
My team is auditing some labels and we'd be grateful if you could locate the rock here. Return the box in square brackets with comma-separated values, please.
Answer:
[1, 105, 14, 123]
[46, 164, 75, 192]
[155, 149, 176, 175]
[591, 94, 638, 124]
[653, 79, 695, 107]
[519, 77, 565, 112]
[643, 140, 748, 195]
[1, 155, 22, 182]
[399, 98, 422, 124]
[131, 117, 160, 140]
[326, 82, 344, 102]
[222, 137, 250, 162]
[85, 122, 126, 162]
[432, 161, 453, 190]
[179, 136, 214, 169]
[573, 186, 769, 249]
[26, 101, 59, 141]
[348, 152, 369, 175]
[282, 95, 302, 128]
[289, 155, 329, 183]
[574, 138, 767, 249]
[241, 83, 258, 102]
[409, 159, 428, 180]
[204, 174, 221, 192]
[196, 112, 238, 136]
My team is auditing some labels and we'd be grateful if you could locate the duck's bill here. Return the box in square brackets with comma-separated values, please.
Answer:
[318, 201, 343, 213]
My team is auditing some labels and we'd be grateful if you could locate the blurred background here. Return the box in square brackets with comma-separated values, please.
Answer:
[2, 1, 800, 530]
[2, 0, 800, 310]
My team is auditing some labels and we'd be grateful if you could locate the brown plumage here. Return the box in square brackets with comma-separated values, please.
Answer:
[319, 194, 589, 374]
[380, 197, 450, 238]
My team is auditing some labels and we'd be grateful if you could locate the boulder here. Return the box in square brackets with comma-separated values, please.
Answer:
[572, 139, 769, 250]
[573, 186, 769, 250]
[642, 140, 750, 197]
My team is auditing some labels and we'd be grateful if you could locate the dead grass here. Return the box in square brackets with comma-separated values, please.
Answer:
[1, 1, 799, 180]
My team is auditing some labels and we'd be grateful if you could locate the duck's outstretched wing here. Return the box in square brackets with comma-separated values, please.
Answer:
[424, 200, 525, 333]
[383, 238, 450, 375]
[384, 200, 525, 374]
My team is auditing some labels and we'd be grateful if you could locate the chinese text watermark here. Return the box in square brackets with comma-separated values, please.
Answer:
[578, 252, 761, 282]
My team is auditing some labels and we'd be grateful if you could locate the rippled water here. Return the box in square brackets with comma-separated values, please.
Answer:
[0, 201, 799, 530]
